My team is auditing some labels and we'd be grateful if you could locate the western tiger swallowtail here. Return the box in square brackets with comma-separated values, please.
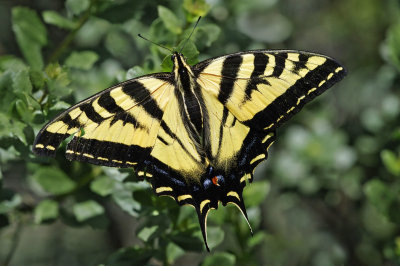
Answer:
[33, 35, 346, 251]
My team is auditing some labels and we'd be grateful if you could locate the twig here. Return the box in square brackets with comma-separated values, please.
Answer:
[47, 0, 96, 64]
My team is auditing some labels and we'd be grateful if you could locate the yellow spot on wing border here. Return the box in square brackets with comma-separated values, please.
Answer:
[156, 187, 173, 193]
[178, 194, 192, 201]
[227, 191, 240, 200]
[240, 174, 252, 183]
[250, 154, 266, 165]
[200, 199, 210, 213]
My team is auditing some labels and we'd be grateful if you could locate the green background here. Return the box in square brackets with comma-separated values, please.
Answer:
[0, 0, 400, 265]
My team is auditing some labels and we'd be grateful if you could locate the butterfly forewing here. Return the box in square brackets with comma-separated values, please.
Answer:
[33, 74, 174, 168]
[195, 50, 346, 131]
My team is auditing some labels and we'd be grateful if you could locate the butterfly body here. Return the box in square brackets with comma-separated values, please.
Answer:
[33, 49, 346, 251]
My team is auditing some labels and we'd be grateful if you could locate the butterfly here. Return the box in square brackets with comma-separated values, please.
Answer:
[33, 46, 346, 251]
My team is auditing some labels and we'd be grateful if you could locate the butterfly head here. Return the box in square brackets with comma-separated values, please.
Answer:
[171, 52, 184, 65]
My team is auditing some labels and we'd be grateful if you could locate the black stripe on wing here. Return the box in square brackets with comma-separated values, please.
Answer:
[218, 55, 243, 104]
[248, 57, 347, 131]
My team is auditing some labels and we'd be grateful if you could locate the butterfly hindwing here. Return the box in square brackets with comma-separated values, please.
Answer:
[33, 74, 174, 168]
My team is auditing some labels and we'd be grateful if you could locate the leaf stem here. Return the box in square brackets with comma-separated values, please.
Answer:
[47, 0, 95, 64]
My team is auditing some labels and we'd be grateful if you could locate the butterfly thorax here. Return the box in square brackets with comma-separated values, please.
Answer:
[172, 52, 209, 154]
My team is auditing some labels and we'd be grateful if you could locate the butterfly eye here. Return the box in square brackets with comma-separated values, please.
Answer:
[171, 54, 175, 62]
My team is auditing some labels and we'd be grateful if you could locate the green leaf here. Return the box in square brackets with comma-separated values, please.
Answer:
[158, 6, 182, 34]
[104, 30, 136, 61]
[137, 225, 158, 242]
[34, 199, 59, 224]
[381, 150, 400, 177]
[32, 166, 76, 195]
[161, 54, 174, 72]
[12, 7, 47, 70]
[201, 252, 236, 266]
[15, 99, 34, 123]
[199, 24, 221, 46]
[0, 55, 28, 72]
[29, 69, 45, 90]
[364, 179, 392, 213]
[243, 180, 270, 207]
[179, 40, 199, 65]
[65, 51, 99, 70]
[45, 63, 71, 98]
[0, 113, 27, 144]
[111, 184, 141, 217]
[206, 226, 225, 250]
[0, 192, 22, 214]
[126, 66, 146, 79]
[73, 200, 104, 222]
[387, 21, 400, 71]
[66, 0, 90, 16]
[183, 0, 210, 17]
[166, 242, 185, 264]
[12, 69, 32, 95]
[42, 10, 77, 30]
[90, 176, 115, 196]
[247, 231, 267, 248]
[49, 101, 71, 111]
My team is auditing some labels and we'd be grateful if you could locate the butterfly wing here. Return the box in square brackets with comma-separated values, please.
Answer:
[189, 50, 346, 246]
[33, 73, 174, 168]
[195, 50, 346, 131]
[194, 50, 347, 180]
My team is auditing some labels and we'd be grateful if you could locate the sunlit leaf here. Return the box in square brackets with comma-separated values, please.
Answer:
[65, 51, 99, 70]
[137, 225, 158, 242]
[73, 200, 104, 222]
[183, 0, 210, 17]
[90, 176, 115, 196]
[42, 10, 77, 29]
[381, 150, 400, 177]
[32, 166, 76, 195]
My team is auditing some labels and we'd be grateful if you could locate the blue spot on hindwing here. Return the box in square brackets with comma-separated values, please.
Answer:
[203, 179, 212, 189]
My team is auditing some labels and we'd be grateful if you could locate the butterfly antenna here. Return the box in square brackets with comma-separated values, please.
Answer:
[179, 16, 202, 53]
[138, 34, 172, 52]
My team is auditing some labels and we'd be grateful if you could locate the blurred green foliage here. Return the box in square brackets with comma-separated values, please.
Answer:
[0, 0, 399, 265]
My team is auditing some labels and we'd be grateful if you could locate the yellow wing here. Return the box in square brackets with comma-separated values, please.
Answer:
[195, 50, 346, 131]
[33, 74, 174, 168]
